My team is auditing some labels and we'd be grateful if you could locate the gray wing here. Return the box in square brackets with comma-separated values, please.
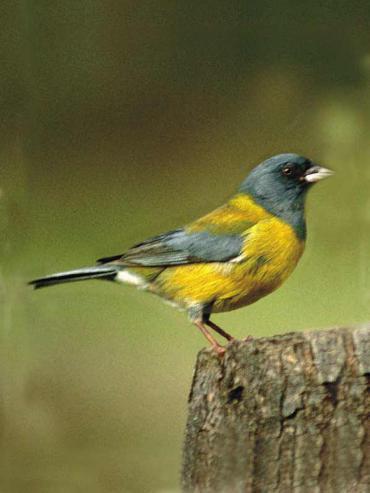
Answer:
[97, 229, 244, 267]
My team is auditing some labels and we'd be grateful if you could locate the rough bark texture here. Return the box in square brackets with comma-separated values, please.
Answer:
[182, 325, 370, 493]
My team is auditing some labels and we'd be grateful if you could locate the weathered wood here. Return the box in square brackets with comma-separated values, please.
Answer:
[182, 325, 370, 493]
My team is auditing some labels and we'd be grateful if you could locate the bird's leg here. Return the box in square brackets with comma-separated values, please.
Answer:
[205, 319, 234, 342]
[194, 321, 226, 356]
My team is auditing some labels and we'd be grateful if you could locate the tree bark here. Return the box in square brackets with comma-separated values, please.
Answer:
[182, 325, 370, 493]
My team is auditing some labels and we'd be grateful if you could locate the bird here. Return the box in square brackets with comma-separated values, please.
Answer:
[29, 153, 333, 355]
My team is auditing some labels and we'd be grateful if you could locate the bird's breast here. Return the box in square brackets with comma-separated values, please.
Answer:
[239, 216, 305, 283]
[212, 217, 305, 311]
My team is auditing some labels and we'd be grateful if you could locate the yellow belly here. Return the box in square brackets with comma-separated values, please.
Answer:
[153, 217, 305, 313]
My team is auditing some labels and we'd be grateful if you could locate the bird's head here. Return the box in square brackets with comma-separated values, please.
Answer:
[239, 153, 333, 238]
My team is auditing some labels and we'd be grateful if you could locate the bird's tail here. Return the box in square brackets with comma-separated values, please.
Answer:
[29, 265, 119, 290]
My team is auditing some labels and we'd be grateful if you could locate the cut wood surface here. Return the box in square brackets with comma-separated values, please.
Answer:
[182, 325, 370, 493]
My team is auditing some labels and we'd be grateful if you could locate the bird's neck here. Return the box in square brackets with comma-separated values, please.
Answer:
[231, 191, 307, 240]
[270, 198, 307, 240]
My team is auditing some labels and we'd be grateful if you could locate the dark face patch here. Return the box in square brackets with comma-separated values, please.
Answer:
[280, 160, 311, 183]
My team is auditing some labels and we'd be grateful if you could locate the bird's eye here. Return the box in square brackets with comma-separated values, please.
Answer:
[282, 165, 294, 177]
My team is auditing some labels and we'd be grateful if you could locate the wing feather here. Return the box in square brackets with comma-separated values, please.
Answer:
[98, 229, 245, 267]
[98, 204, 257, 267]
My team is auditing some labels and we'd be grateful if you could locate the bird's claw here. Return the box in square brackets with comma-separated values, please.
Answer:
[214, 345, 226, 357]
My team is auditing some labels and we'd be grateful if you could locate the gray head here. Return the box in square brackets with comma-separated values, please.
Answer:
[239, 153, 333, 239]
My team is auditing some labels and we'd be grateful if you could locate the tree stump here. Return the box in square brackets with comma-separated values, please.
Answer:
[182, 325, 370, 493]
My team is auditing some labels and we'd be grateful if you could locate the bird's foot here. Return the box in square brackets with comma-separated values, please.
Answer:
[213, 344, 226, 357]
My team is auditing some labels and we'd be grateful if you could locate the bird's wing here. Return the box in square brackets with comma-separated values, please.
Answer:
[97, 229, 246, 267]
[98, 203, 257, 267]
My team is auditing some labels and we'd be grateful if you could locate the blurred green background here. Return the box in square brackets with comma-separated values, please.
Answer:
[1, 1, 370, 492]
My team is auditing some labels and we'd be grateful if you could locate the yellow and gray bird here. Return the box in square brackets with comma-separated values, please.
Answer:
[30, 154, 332, 355]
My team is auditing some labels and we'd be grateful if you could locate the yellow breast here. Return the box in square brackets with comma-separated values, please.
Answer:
[216, 217, 304, 312]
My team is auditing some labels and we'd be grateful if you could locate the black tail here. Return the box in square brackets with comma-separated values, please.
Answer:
[29, 265, 119, 290]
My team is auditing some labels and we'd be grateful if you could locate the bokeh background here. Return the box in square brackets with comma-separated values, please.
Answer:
[1, 1, 370, 492]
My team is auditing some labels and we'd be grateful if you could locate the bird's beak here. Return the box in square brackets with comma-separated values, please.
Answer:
[303, 165, 334, 183]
